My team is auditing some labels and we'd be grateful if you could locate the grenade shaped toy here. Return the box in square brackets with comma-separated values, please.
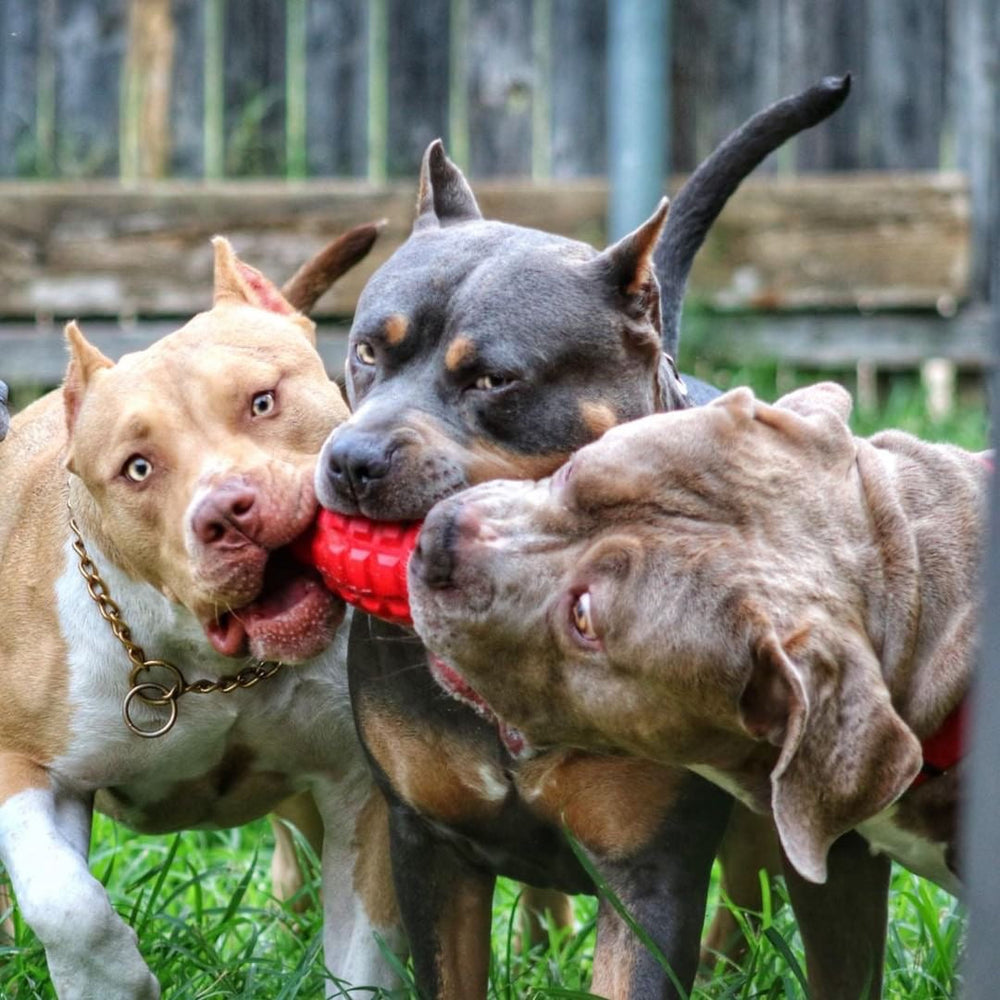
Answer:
[294, 509, 421, 626]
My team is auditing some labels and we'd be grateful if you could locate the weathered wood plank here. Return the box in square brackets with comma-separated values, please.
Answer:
[53, 0, 127, 177]
[680, 304, 993, 371]
[0, 319, 351, 384]
[0, 172, 971, 318]
[384, 0, 450, 178]
[169, 0, 205, 176]
[0, 0, 40, 176]
[223, 0, 286, 176]
[304, 0, 368, 177]
[466, 0, 534, 177]
[549, 0, 604, 179]
[867, 0, 946, 170]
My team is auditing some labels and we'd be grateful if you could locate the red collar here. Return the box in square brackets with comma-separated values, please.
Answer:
[910, 452, 993, 788]
[911, 699, 967, 789]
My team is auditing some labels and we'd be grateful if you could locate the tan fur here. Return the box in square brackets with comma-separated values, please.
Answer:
[444, 335, 475, 372]
[351, 790, 400, 928]
[517, 751, 689, 860]
[579, 401, 618, 439]
[360, 708, 506, 826]
[385, 313, 411, 346]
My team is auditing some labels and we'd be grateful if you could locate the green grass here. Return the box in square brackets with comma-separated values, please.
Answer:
[0, 371, 982, 998]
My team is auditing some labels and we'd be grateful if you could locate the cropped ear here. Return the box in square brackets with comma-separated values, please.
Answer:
[64, 320, 114, 438]
[413, 140, 482, 232]
[212, 237, 316, 344]
[739, 622, 921, 884]
[592, 198, 669, 327]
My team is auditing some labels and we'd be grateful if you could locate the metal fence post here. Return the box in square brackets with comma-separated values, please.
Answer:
[606, 0, 670, 241]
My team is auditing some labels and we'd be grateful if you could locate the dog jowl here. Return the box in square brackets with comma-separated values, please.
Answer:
[316, 78, 853, 999]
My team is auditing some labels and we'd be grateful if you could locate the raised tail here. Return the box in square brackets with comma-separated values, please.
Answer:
[656, 74, 851, 358]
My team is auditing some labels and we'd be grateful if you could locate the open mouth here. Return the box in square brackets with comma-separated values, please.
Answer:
[428, 654, 531, 759]
[204, 545, 346, 662]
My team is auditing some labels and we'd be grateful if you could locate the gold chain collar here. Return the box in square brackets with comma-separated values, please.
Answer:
[67, 502, 284, 739]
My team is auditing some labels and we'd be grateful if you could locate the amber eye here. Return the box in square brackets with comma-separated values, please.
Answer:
[472, 373, 511, 391]
[571, 592, 598, 641]
[251, 391, 276, 417]
[355, 342, 376, 365]
[123, 455, 153, 483]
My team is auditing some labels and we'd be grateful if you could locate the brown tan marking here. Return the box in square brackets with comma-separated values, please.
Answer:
[517, 751, 686, 860]
[360, 707, 507, 826]
[385, 313, 410, 346]
[580, 400, 618, 438]
[434, 874, 493, 999]
[351, 789, 400, 928]
[444, 335, 475, 372]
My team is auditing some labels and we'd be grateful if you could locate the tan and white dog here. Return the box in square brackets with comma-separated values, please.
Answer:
[0, 239, 402, 998]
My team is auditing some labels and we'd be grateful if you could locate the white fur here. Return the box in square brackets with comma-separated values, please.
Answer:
[7, 537, 403, 998]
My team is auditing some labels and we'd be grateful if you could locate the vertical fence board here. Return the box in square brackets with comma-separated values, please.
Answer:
[867, 0, 946, 169]
[466, 0, 533, 177]
[169, 0, 204, 176]
[0, 2, 40, 177]
[951, 0, 999, 303]
[550, 0, 605, 178]
[779, 0, 865, 171]
[386, 0, 450, 178]
[53, 0, 127, 178]
[305, 0, 368, 177]
[223, 0, 286, 176]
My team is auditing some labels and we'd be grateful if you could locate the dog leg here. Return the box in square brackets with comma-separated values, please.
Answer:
[782, 830, 890, 1000]
[701, 801, 783, 969]
[388, 801, 494, 999]
[0, 775, 159, 999]
[270, 789, 324, 911]
[589, 772, 732, 1000]
[516, 883, 575, 951]
[315, 784, 406, 996]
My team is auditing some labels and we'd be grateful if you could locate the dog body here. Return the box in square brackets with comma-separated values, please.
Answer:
[409, 381, 983, 994]
[317, 79, 852, 997]
[0, 241, 402, 998]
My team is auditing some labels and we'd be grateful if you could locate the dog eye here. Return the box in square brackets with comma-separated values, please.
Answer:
[251, 391, 276, 417]
[355, 342, 376, 365]
[473, 374, 508, 391]
[123, 455, 153, 482]
[571, 592, 599, 642]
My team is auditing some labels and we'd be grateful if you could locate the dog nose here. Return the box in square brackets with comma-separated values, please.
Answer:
[412, 501, 484, 590]
[322, 429, 394, 499]
[412, 508, 458, 590]
[192, 482, 260, 548]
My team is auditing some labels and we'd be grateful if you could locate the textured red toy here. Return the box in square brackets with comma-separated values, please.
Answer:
[293, 509, 421, 626]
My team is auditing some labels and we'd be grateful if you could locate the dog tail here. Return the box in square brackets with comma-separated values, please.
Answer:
[655, 74, 851, 359]
[282, 220, 385, 314]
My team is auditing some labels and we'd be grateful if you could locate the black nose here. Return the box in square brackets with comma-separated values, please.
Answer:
[323, 428, 394, 500]
[412, 506, 459, 590]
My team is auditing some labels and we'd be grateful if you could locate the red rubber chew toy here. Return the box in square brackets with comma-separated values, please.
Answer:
[293, 509, 421, 626]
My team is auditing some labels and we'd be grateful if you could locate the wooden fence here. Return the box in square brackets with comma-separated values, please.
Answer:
[0, 0, 997, 389]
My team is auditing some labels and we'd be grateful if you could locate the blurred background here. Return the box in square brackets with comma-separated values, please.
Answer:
[0, 0, 995, 445]
[1, 3, 998, 995]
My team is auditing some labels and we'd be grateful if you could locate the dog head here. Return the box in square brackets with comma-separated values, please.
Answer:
[315, 140, 687, 521]
[63, 238, 351, 663]
[409, 382, 929, 882]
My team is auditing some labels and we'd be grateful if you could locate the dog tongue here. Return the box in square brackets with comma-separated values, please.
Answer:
[205, 613, 248, 657]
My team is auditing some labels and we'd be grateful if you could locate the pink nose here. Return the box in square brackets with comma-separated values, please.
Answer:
[192, 482, 260, 548]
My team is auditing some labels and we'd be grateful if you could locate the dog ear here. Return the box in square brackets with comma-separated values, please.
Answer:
[63, 320, 114, 439]
[413, 139, 483, 231]
[592, 198, 669, 340]
[739, 622, 921, 884]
